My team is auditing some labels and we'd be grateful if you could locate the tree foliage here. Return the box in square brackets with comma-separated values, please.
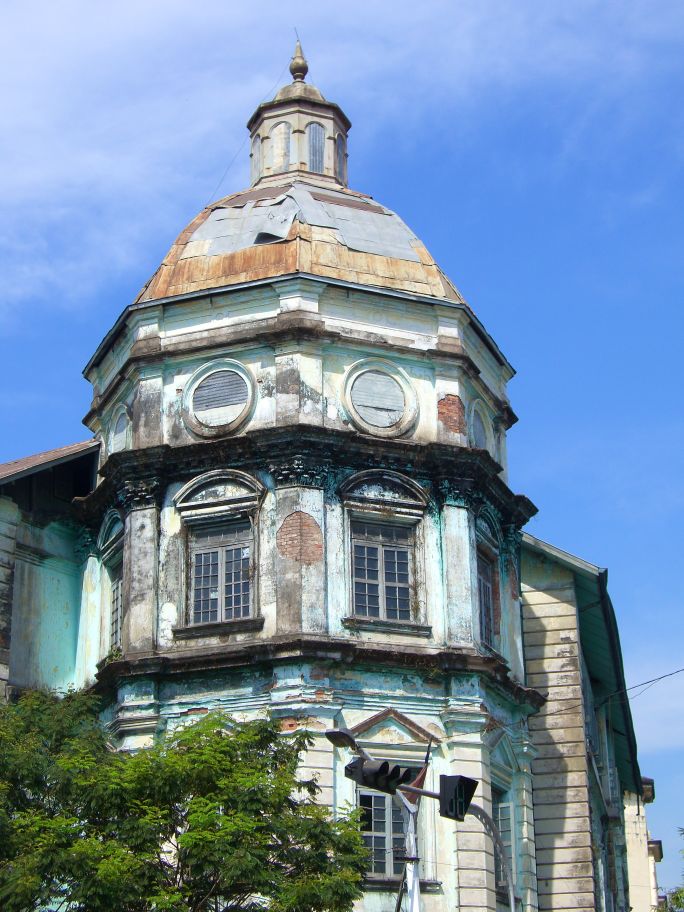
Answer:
[0, 690, 367, 912]
[664, 829, 684, 911]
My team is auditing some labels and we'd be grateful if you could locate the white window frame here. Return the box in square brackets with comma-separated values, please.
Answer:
[173, 470, 265, 631]
[187, 520, 254, 626]
[492, 784, 515, 901]
[350, 747, 430, 884]
[98, 509, 125, 653]
[476, 515, 501, 652]
[340, 471, 429, 631]
[351, 519, 415, 623]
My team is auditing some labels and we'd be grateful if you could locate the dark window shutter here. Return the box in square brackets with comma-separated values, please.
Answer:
[193, 371, 248, 413]
[351, 371, 405, 427]
[308, 123, 325, 173]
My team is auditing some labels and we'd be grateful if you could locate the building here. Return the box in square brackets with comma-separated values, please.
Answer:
[0, 43, 660, 912]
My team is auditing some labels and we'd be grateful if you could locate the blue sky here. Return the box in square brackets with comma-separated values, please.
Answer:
[1, 0, 683, 890]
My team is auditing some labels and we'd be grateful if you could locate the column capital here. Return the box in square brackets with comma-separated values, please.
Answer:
[116, 477, 162, 512]
[269, 454, 327, 488]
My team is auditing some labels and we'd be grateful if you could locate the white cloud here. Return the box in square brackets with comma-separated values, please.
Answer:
[1, 0, 683, 323]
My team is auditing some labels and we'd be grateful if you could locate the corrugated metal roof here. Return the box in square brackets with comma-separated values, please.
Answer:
[0, 439, 99, 485]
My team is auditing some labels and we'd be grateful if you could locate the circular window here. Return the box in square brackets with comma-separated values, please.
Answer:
[351, 370, 405, 428]
[343, 359, 418, 438]
[192, 371, 248, 426]
[182, 360, 254, 437]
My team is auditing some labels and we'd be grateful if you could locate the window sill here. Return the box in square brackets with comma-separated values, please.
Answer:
[172, 617, 264, 639]
[342, 616, 432, 638]
[363, 876, 442, 893]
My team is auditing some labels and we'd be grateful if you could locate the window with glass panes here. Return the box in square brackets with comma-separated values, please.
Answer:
[477, 550, 495, 647]
[358, 769, 419, 876]
[190, 522, 252, 624]
[352, 521, 413, 622]
[492, 787, 514, 898]
[110, 563, 123, 649]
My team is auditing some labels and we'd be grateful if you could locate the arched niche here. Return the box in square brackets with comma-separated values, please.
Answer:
[475, 509, 503, 550]
[173, 470, 265, 526]
[340, 470, 428, 516]
[97, 508, 124, 557]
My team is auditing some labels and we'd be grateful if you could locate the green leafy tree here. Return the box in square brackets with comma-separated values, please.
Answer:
[664, 829, 684, 911]
[0, 690, 367, 912]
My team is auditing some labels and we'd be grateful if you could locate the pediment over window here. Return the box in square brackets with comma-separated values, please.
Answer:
[340, 470, 427, 511]
[487, 730, 520, 777]
[97, 508, 124, 553]
[174, 470, 265, 524]
[350, 708, 441, 746]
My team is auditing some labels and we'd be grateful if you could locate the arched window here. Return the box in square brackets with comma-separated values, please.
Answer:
[270, 122, 291, 173]
[174, 470, 265, 630]
[476, 514, 501, 650]
[470, 401, 493, 453]
[307, 122, 325, 173]
[335, 133, 346, 182]
[98, 510, 124, 650]
[110, 409, 130, 454]
[250, 135, 261, 183]
[339, 471, 429, 633]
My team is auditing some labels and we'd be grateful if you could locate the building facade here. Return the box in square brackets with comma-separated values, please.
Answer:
[0, 44, 660, 912]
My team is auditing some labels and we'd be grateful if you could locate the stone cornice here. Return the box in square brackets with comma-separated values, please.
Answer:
[115, 477, 163, 512]
[75, 426, 537, 529]
[84, 309, 487, 425]
[93, 633, 545, 712]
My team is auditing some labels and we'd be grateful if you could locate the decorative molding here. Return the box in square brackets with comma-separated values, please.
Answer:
[342, 616, 432, 638]
[115, 477, 161, 512]
[173, 616, 265, 639]
[108, 711, 160, 739]
[181, 358, 255, 439]
[80, 425, 537, 531]
[342, 357, 419, 440]
[74, 527, 98, 563]
[174, 469, 265, 525]
[269, 454, 327, 488]
[364, 876, 442, 894]
[437, 477, 484, 510]
[339, 469, 428, 509]
[350, 707, 442, 744]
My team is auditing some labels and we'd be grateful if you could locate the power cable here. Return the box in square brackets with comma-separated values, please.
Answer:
[532, 665, 684, 721]
[204, 58, 291, 207]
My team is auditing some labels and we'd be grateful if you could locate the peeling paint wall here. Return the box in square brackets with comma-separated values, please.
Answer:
[8, 519, 82, 691]
[86, 279, 512, 479]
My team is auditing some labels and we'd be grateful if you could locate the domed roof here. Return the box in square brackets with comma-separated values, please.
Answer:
[136, 178, 464, 305]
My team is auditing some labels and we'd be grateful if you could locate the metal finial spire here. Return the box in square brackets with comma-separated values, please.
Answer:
[289, 38, 308, 82]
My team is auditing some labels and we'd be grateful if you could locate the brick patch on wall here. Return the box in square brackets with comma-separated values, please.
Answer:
[276, 511, 323, 564]
[437, 394, 466, 434]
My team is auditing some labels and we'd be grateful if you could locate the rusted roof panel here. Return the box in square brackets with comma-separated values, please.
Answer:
[0, 439, 99, 485]
[136, 180, 465, 306]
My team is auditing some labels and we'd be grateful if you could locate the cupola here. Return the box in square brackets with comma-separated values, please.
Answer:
[246, 41, 351, 188]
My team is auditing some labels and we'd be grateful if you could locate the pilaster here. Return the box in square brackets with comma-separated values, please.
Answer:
[271, 455, 326, 635]
[439, 481, 477, 645]
[118, 478, 161, 655]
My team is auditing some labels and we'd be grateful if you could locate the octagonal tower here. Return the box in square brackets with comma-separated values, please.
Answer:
[75, 45, 542, 912]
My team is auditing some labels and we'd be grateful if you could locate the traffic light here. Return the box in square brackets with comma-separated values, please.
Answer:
[344, 756, 415, 794]
[438, 774, 478, 821]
